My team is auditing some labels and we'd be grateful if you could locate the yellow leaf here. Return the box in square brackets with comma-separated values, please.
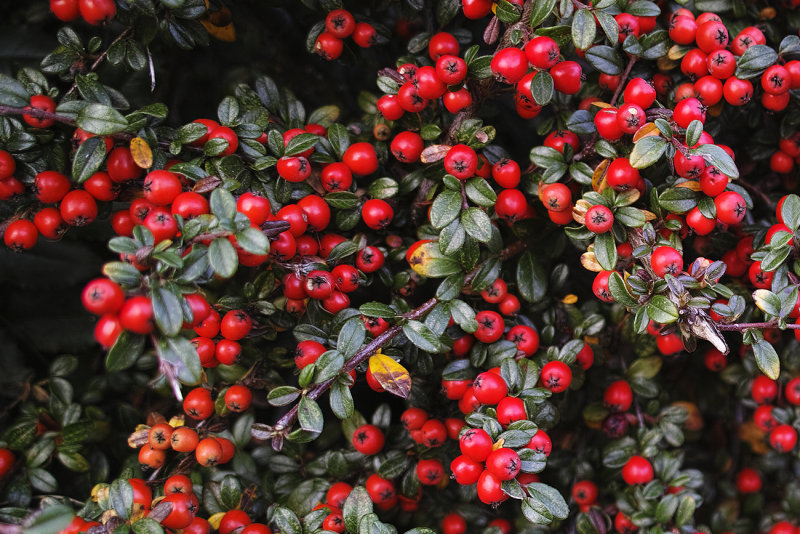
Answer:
[572, 199, 590, 225]
[657, 56, 678, 71]
[127, 426, 149, 448]
[591, 101, 612, 109]
[368, 354, 412, 398]
[407, 241, 459, 278]
[130, 137, 153, 169]
[492, 438, 505, 451]
[667, 44, 690, 61]
[580, 251, 603, 272]
[592, 159, 610, 192]
[208, 512, 226, 530]
[168, 414, 185, 427]
[562, 294, 578, 304]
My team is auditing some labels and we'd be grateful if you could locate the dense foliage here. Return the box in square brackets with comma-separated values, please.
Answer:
[4, 1, 800, 533]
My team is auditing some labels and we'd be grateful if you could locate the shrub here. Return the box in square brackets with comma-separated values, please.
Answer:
[2, 1, 800, 534]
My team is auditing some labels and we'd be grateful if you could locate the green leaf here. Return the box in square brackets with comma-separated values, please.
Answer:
[151, 287, 183, 337]
[403, 320, 440, 352]
[430, 190, 463, 229]
[449, 299, 478, 333]
[368, 177, 399, 199]
[338, 318, 366, 358]
[572, 9, 596, 51]
[208, 237, 238, 278]
[594, 11, 619, 44]
[268, 386, 301, 406]
[585, 45, 623, 75]
[209, 188, 237, 221]
[675, 495, 696, 527]
[359, 302, 396, 318]
[594, 233, 617, 271]
[71, 136, 107, 183]
[753, 289, 782, 317]
[461, 207, 492, 243]
[628, 1, 660, 16]
[110, 479, 134, 520]
[325, 191, 360, 209]
[131, 518, 164, 534]
[22, 504, 73, 534]
[690, 144, 739, 178]
[159, 336, 202, 385]
[735, 44, 778, 79]
[630, 136, 667, 169]
[531, 71, 554, 106]
[285, 133, 320, 156]
[517, 250, 548, 303]
[615, 206, 646, 227]
[76, 103, 128, 135]
[780, 194, 800, 231]
[29, 468, 58, 493]
[609, 272, 638, 307]
[106, 331, 145, 371]
[343, 486, 374, 533]
[529, 146, 564, 167]
[272, 507, 302, 534]
[235, 227, 269, 255]
[327, 123, 350, 159]
[647, 295, 680, 324]
[659, 187, 698, 214]
[330, 381, 354, 419]
[298, 397, 324, 434]
[495, 0, 522, 23]
[0, 74, 30, 107]
[529, 0, 556, 27]
[103, 261, 143, 286]
[566, 109, 596, 135]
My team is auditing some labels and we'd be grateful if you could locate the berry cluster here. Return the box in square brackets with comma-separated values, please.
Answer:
[315, 8, 377, 60]
[49, 0, 116, 25]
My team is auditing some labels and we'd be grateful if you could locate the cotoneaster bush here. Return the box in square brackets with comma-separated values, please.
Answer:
[2, 1, 800, 534]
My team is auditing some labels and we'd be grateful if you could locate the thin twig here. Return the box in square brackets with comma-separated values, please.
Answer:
[715, 320, 798, 331]
[269, 297, 439, 449]
[610, 56, 637, 107]
[65, 27, 134, 99]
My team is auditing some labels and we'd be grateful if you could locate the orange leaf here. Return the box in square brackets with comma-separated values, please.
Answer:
[632, 122, 659, 142]
[130, 137, 153, 169]
[201, 19, 236, 42]
[562, 294, 578, 304]
[676, 180, 702, 191]
[369, 354, 412, 398]
[591, 101, 612, 109]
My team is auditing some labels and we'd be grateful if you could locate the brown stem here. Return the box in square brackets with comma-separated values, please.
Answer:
[714, 320, 796, 331]
[268, 297, 439, 449]
[65, 27, 134, 99]
[610, 56, 637, 107]
[738, 179, 774, 211]
[0, 106, 215, 160]
[0, 105, 77, 127]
